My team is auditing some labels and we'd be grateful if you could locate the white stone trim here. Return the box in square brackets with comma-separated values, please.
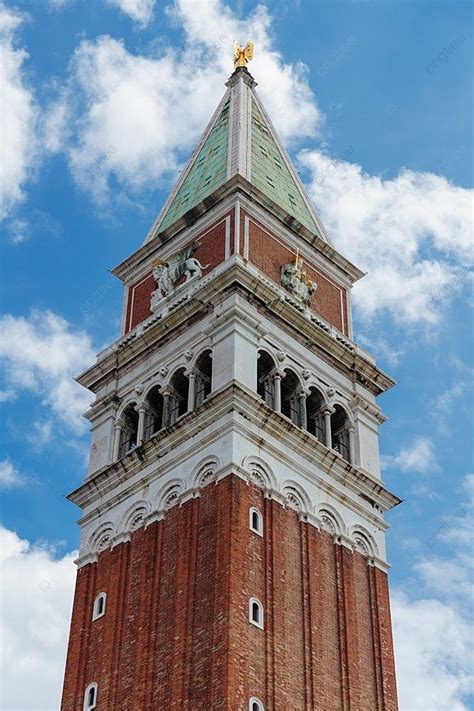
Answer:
[225, 214, 231, 259]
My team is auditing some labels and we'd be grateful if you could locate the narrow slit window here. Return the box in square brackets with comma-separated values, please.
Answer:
[249, 698, 264, 711]
[92, 592, 106, 621]
[249, 507, 263, 536]
[83, 683, 98, 711]
[249, 597, 264, 629]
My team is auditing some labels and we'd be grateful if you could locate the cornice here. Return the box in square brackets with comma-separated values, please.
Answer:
[77, 257, 395, 398]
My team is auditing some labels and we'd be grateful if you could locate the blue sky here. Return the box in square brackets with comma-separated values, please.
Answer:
[0, 1, 473, 709]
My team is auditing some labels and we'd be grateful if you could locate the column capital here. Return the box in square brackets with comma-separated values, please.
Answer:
[270, 368, 285, 380]
[114, 417, 125, 429]
[160, 385, 174, 397]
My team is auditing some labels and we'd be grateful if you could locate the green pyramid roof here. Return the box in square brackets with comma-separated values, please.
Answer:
[145, 68, 327, 243]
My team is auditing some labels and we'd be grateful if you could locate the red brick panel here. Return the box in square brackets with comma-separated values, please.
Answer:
[372, 567, 399, 711]
[353, 552, 378, 708]
[308, 529, 345, 710]
[124, 214, 231, 334]
[247, 217, 348, 334]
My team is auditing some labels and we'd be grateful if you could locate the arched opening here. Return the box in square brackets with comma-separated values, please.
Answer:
[257, 350, 275, 407]
[306, 387, 325, 442]
[83, 683, 98, 711]
[194, 350, 212, 407]
[92, 592, 106, 621]
[281, 369, 300, 424]
[249, 507, 263, 536]
[144, 386, 164, 439]
[331, 405, 350, 462]
[119, 404, 139, 458]
[169, 368, 189, 424]
[249, 698, 264, 711]
[249, 597, 264, 629]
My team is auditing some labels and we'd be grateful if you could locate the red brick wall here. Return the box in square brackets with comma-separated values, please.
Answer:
[62, 476, 398, 710]
[124, 214, 231, 333]
[246, 216, 349, 334]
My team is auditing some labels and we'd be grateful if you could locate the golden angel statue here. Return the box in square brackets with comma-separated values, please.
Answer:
[233, 41, 254, 69]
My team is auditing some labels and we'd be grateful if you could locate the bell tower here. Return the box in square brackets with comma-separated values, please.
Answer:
[62, 58, 400, 711]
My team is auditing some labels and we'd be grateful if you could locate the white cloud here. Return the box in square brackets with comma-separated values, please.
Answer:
[0, 526, 76, 710]
[42, 92, 70, 154]
[0, 388, 16, 402]
[440, 474, 474, 548]
[8, 216, 29, 243]
[107, 0, 156, 26]
[382, 435, 438, 473]
[0, 4, 39, 219]
[392, 471, 474, 710]
[299, 151, 473, 324]
[27, 419, 54, 449]
[60, 0, 322, 202]
[48, 0, 72, 7]
[392, 590, 473, 711]
[0, 310, 95, 432]
[0, 458, 25, 488]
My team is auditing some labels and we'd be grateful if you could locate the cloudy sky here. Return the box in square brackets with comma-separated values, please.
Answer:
[0, 0, 473, 709]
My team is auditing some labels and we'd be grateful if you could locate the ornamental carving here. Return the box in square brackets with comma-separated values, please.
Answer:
[151, 241, 209, 305]
[280, 251, 317, 304]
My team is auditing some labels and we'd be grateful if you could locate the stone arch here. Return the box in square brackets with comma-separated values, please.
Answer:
[241, 456, 277, 490]
[116, 397, 138, 422]
[156, 479, 185, 511]
[141, 377, 163, 403]
[191, 455, 222, 488]
[119, 500, 151, 534]
[193, 349, 213, 406]
[257, 349, 278, 407]
[281, 367, 304, 425]
[168, 367, 190, 423]
[191, 345, 213, 370]
[281, 480, 311, 513]
[348, 525, 379, 558]
[304, 380, 329, 407]
[88, 522, 116, 555]
[328, 399, 354, 426]
[329, 402, 354, 463]
[256, 346, 279, 369]
[316, 504, 346, 536]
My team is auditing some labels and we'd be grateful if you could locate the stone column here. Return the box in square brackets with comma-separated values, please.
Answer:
[298, 390, 308, 430]
[187, 370, 197, 412]
[137, 404, 148, 445]
[112, 418, 124, 462]
[348, 425, 356, 465]
[273, 371, 282, 412]
[161, 387, 173, 428]
[323, 409, 332, 449]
